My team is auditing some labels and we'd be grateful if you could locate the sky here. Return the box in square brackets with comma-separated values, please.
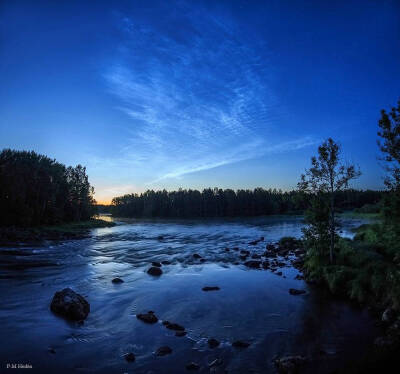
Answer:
[1, 0, 400, 204]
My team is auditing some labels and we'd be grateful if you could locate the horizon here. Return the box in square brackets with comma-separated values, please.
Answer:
[1, 0, 400, 204]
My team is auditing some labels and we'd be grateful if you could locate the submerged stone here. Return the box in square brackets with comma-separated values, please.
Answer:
[147, 266, 162, 276]
[289, 288, 306, 295]
[137, 311, 158, 324]
[202, 286, 220, 291]
[163, 321, 185, 331]
[208, 338, 220, 348]
[176, 331, 187, 337]
[244, 260, 261, 269]
[232, 340, 250, 348]
[124, 352, 136, 362]
[112, 277, 124, 284]
[156, 346, 172, 356]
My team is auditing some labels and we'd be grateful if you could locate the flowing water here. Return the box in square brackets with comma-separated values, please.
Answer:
[0, 216, 379, 373]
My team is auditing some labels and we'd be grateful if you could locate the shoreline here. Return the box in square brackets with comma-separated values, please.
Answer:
[0, 219, 115, 246]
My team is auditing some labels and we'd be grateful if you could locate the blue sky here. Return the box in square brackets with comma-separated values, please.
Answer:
[1, 0, 399, 203]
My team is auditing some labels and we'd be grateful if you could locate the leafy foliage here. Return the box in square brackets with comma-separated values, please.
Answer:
[299, 138, 361, 263]
[110, 187, 380, 218]
[0, 149, 96, 226]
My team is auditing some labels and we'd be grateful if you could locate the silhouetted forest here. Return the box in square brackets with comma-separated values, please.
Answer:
[111, 188, 382, 218]
[0, 149, 96, 226]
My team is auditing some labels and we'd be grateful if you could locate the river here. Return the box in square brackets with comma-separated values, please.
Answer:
[0, 216, 380, 373]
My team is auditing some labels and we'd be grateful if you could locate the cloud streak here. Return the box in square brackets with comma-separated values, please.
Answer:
[103, 4, 316, 185]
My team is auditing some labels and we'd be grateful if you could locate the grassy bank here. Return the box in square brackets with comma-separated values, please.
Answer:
[304, 223, 400, 309]
[339, 211, 382, 220]
[0, 218, 115, 245]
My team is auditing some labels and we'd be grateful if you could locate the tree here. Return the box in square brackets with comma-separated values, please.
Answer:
[377, 99, 400, 233]
[0, 149, 96, 226]
[378, 99, 400, 189]
[298, 138, 361, 263]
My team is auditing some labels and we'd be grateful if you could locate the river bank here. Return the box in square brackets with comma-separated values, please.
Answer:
[0, 219, 115, 246]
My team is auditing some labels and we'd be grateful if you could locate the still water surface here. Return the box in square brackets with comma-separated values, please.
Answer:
[0, 216, 379, 373]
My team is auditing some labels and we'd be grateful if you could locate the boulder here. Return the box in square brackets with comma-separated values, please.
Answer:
[156, 346, 172, 356]
[202, 286, 220, 291]
[274, 355, 307, 373]
[244, 260, 261, 269]
[112, 277, 124, 284]
[147, 267, 162, 276]
[208, 338, 220, 348]
[137, 311, 158, 324]
[50, 288, 90, 321]
[163, 321, 185, 331]
[152, 261, 162, 267]
[289, 288, 306, 295]
[232, 340, 250, 348]
[193, 253, 202, 259]
[278, 237, 301, 251]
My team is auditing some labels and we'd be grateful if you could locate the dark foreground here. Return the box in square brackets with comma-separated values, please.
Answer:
[0, 216, 390, 373]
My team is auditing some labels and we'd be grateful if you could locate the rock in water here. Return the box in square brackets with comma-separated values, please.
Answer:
[232, 340, 250, 348]
[152, 261, 162, 267]
[208, 338, 220, 348]
[124, 352, 136, 362]
[244, 260, 261, 269]
[163, 321, 185, 331]
[289, 288, 306, 295]
[193, 253, 202, 259]
[147, 266, 162, 276]
[137, 311, 158, 323]
[202, 286, 220, 291]
[156, 346, 172, 356]
[274, 355, 307, 373]
[50, 288, 90, 321]
[112, 277, 124, 284]
[176, 331, 187, 337]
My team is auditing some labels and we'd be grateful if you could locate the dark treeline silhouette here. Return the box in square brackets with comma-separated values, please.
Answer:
[0, 149, 96, 226]
[111, 188, 382, 218]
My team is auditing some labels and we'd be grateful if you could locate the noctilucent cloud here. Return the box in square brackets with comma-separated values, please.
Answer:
[1, 0, 399, 203]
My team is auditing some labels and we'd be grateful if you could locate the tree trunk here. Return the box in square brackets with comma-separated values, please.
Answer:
[329, 189, 334, 264]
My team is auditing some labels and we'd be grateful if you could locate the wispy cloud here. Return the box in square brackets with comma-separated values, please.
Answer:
[102, 4, 316, 185]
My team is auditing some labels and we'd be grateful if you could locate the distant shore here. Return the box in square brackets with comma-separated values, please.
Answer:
[0, 219, 115, 246]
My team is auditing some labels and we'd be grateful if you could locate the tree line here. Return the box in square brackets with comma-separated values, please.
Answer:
[0, 149, 96, 226]
[110, 187, 382, 218]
